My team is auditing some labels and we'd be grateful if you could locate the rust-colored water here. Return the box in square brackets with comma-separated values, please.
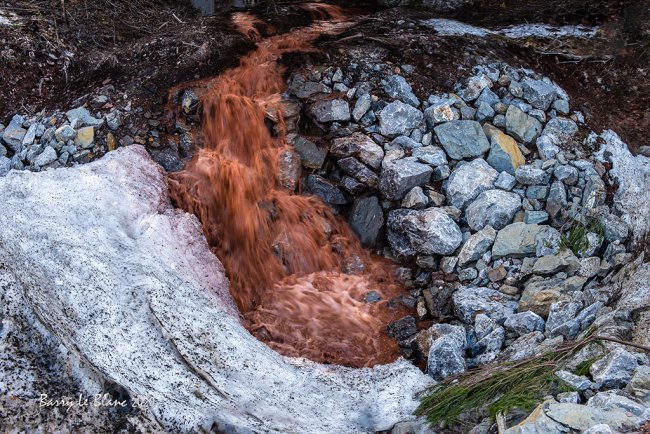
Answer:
[169, 5, 408, 368]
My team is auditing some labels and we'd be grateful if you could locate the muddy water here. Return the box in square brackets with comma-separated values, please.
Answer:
[169, 4, 408, 368]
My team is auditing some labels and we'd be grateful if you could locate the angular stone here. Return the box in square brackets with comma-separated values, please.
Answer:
[2, 115, 27, 152]
[330, 133, 384, 169]
[524, 210, 549, 224]
[495, 171, 517, 191]
[506, 105, 542, 144]
[526, 185, 549, 200]
[349, 196, 384, 248]
[66, 107, 105, 127]
[181, 89, 199, 114]
[458, 226, 497, 266]
[383, 75, 419, 107]
[536, 117, 579, 160]
[74, 126, 94, 149]
[484, 124, 525, 174]
[445, 159, 498, 209]
[387, 208, 462, 256]
[588, 391, 650, 421]
[590, 348, 639, 389]
[352, 93, 372, 121]
[424, 99, 459, 127]
[386, 316, 417, 341]
[378, 101, 423, 137]
[554, 164, 579, 186]
[532, 254, 568, 275]
[452, 286, 517, 324]
[412, 146, 447, 167]
[379, 159, 432, 200]
[492, 223, 559, 258]
[555, 370, 594, 391]
[434, 120, 490, 160]
[309, 99, 351, 123]
[475, 102, 495, 122]
[466, 189, 522, 231]
[504, 311, 545, 336]
[389, 135, 421, 151]
[33, 146, 58, 168]
[0, 156, 11, 177]
[417, 323, 466, 356]
[459, 75, 492, 102]
[520, 78, 558, 110]
[338, 157, 378, 187]
[302, 174, 347, 206]
[427, 334, 466, 381]
[546, 180, 568, 226]
[401, 186, 429, 209]
[515, 164, 550, 185]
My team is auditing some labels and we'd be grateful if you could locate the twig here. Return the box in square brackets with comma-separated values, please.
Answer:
[171, 12, 184, 24]
[594, 335, 650, 352]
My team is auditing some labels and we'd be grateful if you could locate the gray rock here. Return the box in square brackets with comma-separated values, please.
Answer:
[427, 335, 466, 381]
[105, 111, 122, 130]
[434, 120, 490, 160]
[293, 136, 327, 169]
[557, 392, 580, 404]
[330, 133, 384, 169]
[476, 87, 500, 107]
[389, 135, 422, 151]
[515, 164, 550, 185]
[492, 223, 559, 258]
[352, 93, 372, 121]
[0, 143, 6, 157]
[412, 146, 447, 166]
[506, 105, 542, 144]
[460, 106, 477, 121]
[554, 164, 579, 185]
[590, 348, 639, 389]
[349, 196, 384, 248]
[458, 267, 478, 281]
[524, 210, 549, 224]
[458, 226, 497, 266]
[509, 81, 524, 98]
[445, 159, 498, 209]
[22, 123, 39, 146]
[33, 146, 58, 168]
[545, 180, 568, 226]
[180, 89, 199, 114]
[526, 185, 549, 200]
[401, 186, 429, 209]
[588, 391, 650, 421]
[387, 207, 462, 256]
[536, 117, 578, 160]
[520, 78, 557, 110]
[383, 75, 419, 107]
[310, 99, 351, 123]
[55, 125, 76, 142]
[553, 99, 570, 115]
[432, 165, 451, 181]
[600, 212, 629, 243]
[452, 286, 517, 324]
[379, 159, 432, 200]
[302, 174, 347, 206]
[484, 126, 525, 175]
[0, 156, 11, 177]
[2, 115, 27, 152]
[555, 370, 594, 391]
[494, 171, 517, 191]
[424, 99, 459, 127]
[459, 75, 492, 102]
[528, 108, 546, 123]
[492, 113, 506, 128]
[338, 157, 378, 187]
[582, 173, 606, 209]
[387, 316, 417, 341]
[466, 189, 522, 231]
[288, 75, 331, 98]
[66, 107, 105, 127]
[504, 311, 545, 336]
[475, 102, 495, 122]
[378, 101, 423, 137]
[578, 257, 601, 278]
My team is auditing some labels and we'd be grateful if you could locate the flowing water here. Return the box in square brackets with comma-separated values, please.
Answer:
[169, 4, 409, 368]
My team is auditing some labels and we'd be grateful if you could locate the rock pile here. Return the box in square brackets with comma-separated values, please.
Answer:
[280, 62, 648, 424]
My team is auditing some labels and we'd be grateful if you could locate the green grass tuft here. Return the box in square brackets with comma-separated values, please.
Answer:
[560, 217, 604, 256]
[416, 332, 598, 428]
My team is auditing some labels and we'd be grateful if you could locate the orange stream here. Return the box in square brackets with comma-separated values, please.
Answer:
[169, 5, 408, 368]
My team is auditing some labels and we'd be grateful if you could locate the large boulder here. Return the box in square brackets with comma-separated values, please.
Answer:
[379, 159, 433, 200]
[434, 120, 490, 160]
[465, 189, 522, 231]
[387, 207, 462, 256]
[378, 101, 423, 137]
[427, 335, 466, 381]
[0, 145, 429, 433]
[445, 159, 498, 209]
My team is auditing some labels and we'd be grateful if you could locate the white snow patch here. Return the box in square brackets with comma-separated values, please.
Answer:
[0, 145, 431, 433]
[422, 18, 598, 40]
[0, 9, 18, 25]
[595, 130, 650, 241]
[499, 24, 598, 39]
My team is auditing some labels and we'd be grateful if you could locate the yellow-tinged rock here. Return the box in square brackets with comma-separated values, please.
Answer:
[484, 123, 525, 174]
[74, 126, 94, 149]
[107, 132, 117, 152]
